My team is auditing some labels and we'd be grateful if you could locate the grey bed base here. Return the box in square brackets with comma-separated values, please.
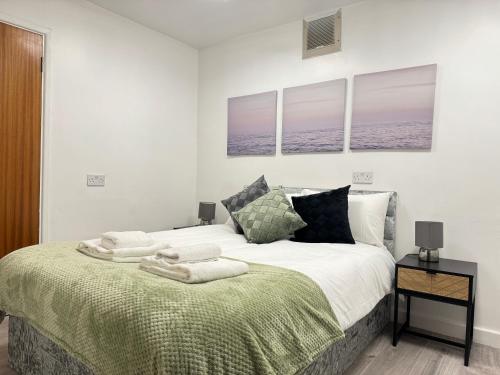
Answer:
[6, 295, 390, 375]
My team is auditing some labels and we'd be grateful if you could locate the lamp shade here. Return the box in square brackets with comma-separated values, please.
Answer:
[415, 221, 443, 249]
[198, 202, 216, 221]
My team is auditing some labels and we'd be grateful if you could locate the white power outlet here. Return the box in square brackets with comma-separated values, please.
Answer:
[352, 172, 373, 184]
[87, 174, 105, 187]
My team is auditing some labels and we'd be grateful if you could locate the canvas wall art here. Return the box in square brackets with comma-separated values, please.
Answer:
[350, 64, 437, 150]
[282, 79, 347, 153]
[227, 91, 277, 156]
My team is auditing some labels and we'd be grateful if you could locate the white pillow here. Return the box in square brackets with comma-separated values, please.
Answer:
[348, 193, 390, 248]
[285, 191, 305, 207]
[224, 217, 236, 232]
[302, 189, 321, 196]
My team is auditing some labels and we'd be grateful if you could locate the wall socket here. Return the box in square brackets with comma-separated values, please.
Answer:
[87, 174, 105, 187]
[352, 171, 373, 184]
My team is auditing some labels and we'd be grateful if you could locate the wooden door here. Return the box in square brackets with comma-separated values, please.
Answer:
[0, 22, 43, 258]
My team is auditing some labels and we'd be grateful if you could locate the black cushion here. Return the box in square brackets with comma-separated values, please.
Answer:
[292, 186, 355, 244]
[221, 175, 270, 234]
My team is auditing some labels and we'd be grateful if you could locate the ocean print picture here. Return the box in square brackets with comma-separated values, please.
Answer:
[227, 91, 277, 156]
[282, 79, 347, 153]
[350, 64, 437, 150]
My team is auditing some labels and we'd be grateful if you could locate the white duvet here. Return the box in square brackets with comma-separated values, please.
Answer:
[151, 224, 395, 330]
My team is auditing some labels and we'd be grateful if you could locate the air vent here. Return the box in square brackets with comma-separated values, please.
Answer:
[303, 10, 342, 59]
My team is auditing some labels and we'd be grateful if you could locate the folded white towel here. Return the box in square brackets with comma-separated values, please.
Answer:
[77, 239, 170, 263]
[140, 257, 249, 283]
[101, 231, 153, 250]
[157, 243, 222, 264]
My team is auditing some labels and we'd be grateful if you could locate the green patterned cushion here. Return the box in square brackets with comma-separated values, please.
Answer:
[233, 189, 307, 244]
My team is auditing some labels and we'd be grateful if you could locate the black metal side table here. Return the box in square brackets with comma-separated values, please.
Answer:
[393, 254, 477, 366]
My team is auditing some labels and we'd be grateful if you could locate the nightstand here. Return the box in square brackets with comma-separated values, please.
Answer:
[393, 254, 477, 366]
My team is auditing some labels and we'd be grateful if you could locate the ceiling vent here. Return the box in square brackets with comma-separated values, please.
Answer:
[303, 10, 342, 59]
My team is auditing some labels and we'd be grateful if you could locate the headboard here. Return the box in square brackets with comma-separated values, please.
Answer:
[280, 187, 398, 256]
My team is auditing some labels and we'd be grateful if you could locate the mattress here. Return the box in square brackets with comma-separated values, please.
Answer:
[151, 224, 395, 330]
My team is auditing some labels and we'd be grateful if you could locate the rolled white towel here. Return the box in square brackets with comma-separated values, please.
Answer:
[101, 231, 153, 250]
[157, 243, 222, 264]
[140, 257, 249, 284]
[77, 239, 170, 262]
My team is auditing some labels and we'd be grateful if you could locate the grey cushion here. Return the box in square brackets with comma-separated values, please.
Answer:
[221, 175, 270, 233]
[233, 190, 307, 244]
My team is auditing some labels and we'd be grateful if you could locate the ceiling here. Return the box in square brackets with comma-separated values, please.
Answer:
[88, 0, 363, 48]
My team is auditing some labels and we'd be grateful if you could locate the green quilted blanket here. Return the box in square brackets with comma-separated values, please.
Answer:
[0, 243, 344, 375]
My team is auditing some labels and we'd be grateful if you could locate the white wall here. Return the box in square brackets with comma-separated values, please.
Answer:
[0, 0, 199, 240]
[198, 0, 500, 347]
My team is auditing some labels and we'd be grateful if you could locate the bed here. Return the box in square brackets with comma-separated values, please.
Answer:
[0, 189, 397, 375]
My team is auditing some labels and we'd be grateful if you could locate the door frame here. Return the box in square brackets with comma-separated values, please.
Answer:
[0, 13, 52, 243]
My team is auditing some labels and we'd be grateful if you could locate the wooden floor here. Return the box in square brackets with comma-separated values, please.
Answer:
[345, 328, 500, 375]
[0, 317, 499, 375]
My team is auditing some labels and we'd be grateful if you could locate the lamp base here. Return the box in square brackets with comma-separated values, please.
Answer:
[418, 247, 439, 262]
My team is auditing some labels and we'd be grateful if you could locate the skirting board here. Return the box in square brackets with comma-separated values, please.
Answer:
[396, 309, 500, 349]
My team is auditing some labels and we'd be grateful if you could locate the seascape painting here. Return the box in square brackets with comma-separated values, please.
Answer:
[227, 91, 277, 156]
[282, 79, 347, 153]
[350, 64, 437, 150]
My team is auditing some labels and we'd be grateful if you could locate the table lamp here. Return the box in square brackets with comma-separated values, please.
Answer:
[198, 202, 216, 225]
[416, 221, 443, 262]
